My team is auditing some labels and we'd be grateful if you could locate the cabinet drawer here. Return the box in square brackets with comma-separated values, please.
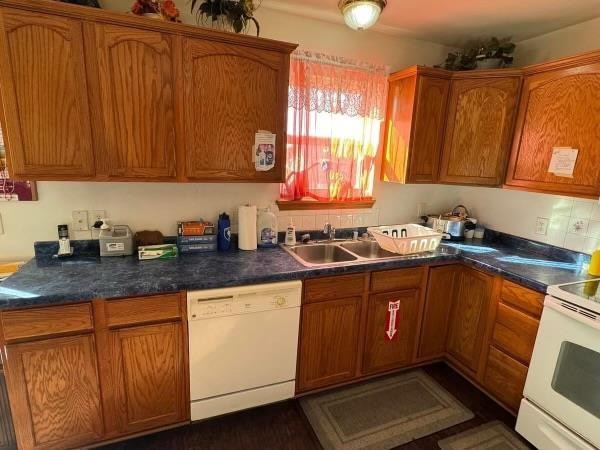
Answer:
[500, 280, 543, 318]
[105, 293, 182, 328]
[1, 303, 93, 343]
[370, 267, 425, 293]
[492, 303, 539, 364]
[304, 274, 365, 303]
[483, 346, 528, 412]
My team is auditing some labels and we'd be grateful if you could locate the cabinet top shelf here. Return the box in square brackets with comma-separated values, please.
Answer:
[0, 0, 298, 54]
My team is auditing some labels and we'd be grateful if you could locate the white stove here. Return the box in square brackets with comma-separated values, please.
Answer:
[516, 279, 600, 450]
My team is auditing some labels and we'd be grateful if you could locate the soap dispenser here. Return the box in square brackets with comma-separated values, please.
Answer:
[589, 248, 600, 276]
[285, 220, 296, 246]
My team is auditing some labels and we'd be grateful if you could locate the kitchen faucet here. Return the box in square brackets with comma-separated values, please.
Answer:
[323, 222, 336, 241]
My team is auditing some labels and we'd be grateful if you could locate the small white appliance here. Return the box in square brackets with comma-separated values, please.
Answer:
[516, 279, 600, 449]
[187, 281, 301, 421]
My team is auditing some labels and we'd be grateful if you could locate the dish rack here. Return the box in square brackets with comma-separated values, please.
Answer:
[367, 224, 442, 255]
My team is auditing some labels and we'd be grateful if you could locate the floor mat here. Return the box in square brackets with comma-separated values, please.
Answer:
[437, 420, 530, 449]
[300, 369, 474, 450]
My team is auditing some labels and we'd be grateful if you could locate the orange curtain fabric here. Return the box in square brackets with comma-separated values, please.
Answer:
[280, 51, 388, 202]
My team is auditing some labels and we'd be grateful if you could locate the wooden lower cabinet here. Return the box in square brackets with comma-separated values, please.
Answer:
[0, 293, 189, 450]
[297, 297, 362, 392]
[104, 322, 187, 435]
[362, 290, 421, 374]
[483, 346, 528, 412]
[446, 267, 495, 374]
[3, 335, 104, 450]
[418, 265, 457, 359]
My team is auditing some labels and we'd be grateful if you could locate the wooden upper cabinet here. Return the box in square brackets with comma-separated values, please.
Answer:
[381, 67, 449, 184]
[505, 51, 600, 197]
[86, 24, 178, 180]
[4, 335, 104, 450]
[0, 8, 95, 179]
[182, 38, 290, 181]
[439, 74, 521, 186]
[446, 267, 495, 374]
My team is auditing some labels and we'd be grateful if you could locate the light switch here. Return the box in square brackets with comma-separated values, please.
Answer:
[535, 217, 549, 236]
[72, 210, 89, 231]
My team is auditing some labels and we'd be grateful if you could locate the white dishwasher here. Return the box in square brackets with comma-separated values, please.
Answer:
[188, 280, 301, 421]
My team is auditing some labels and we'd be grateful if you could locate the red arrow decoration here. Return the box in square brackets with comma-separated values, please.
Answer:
[385, 300, 400, 340]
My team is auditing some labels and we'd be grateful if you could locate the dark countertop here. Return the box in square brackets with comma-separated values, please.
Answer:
[0, 233, 592, 310]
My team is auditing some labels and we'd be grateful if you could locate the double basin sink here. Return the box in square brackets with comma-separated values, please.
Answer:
[283, 240, 410, 267]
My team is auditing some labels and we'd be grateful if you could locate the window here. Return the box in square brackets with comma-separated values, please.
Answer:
[279, 51, 387, 206]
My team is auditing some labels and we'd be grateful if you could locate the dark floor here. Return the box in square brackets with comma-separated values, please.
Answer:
[101, 363, 521, 450]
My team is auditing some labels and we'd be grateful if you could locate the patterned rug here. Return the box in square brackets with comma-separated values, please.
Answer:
[300, 370, 474, 449]
[438, 421, 530, 449]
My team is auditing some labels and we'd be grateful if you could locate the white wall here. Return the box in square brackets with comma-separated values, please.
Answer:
[0, 3, 460, 261]
[452, 187, 600, 254]
[514, 16, 600, 66]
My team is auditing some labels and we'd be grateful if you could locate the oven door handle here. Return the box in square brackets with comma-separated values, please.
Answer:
[545, 296, 600, 329]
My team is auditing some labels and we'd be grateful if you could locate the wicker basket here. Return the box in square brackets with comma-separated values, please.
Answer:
[367, 224, 442, 255]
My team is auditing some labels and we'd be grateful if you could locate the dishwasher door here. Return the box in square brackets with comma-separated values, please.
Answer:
[188, 281, 301, 420]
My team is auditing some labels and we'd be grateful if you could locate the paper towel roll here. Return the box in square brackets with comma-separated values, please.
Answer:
[238, 205, 258, 251]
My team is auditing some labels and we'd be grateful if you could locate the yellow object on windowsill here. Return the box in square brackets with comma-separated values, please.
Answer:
[589, 249, 600, 277]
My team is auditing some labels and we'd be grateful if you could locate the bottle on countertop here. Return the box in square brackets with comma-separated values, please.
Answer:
[217, 212, 231, 252]
[285, 220, 296, 246]
[57, 224, 71, 256]
[589, 248, 600, 277]
[257, 206, 278, 248]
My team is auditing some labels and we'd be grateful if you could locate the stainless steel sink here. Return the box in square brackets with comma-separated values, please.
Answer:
[340, 241, 399, 259]
[290, 244, 358, 265]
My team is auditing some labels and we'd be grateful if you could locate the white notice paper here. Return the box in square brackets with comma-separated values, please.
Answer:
[548, 147, 578, 177]
[254, 130, 276, 172]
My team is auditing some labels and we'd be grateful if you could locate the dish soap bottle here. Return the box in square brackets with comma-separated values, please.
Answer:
[285, 220, 296, 246]
[589, 248, 600, 276]
[257, 206, 278, 248]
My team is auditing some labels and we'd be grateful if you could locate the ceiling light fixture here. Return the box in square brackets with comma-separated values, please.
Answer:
[338, 0, 387, 31]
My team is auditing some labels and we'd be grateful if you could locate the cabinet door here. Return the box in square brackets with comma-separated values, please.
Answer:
[297, 297, 362, 392]
[418, 265, 457, 360]
[4, 335, 103, 450]
[182, 38, 288, 181]
[87, 24, 177, 180]
[439, 77, 520, 185]
[446, 267, 494, 374]
[483, 346, 528, 412]
[0, 8, 95, 179]
[506, 60, 600, 197]
[362, 290, 421, 375]
[408, 75, 449, 183]
[106, 322, 187, 435]
[381, 74, 417, 183]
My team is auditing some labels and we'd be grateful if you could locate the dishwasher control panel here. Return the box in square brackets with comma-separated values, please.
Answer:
[188, 281, 302, 320]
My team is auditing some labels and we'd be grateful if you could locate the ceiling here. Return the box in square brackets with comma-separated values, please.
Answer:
[261, 0, 600, 47]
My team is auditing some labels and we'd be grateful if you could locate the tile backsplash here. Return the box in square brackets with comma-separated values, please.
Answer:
[549, 200, 600, 253]
[454, 187, 600, 255]
[275, 208, 380, 233]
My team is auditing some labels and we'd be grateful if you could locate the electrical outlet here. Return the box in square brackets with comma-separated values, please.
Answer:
[72, 210, 89, 231]
[535, 217, 549, 236]
[89, 210, 106, 227]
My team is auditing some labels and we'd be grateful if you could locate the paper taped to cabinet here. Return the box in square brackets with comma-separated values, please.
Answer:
[548, 147, 578, 178]
[254, 130, 276, 171]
